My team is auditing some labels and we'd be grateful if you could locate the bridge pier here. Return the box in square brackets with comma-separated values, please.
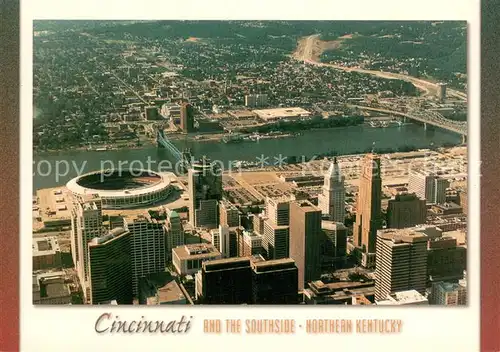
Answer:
[423, 122, 427, 130]
[462, 134, 467, 144]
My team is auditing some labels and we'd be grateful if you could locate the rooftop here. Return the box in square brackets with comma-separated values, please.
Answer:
[172, 243, 221, 260]
[377, 228, 428, 244]
[321, 221, 347, 232]
[252, 107, 311, 121]
[376, 290, 428, 305]
[89, 227, 129, 246]
[432, 281, 466, 292]
[147, 280, 186, 305]
[32, 237, 60, 256]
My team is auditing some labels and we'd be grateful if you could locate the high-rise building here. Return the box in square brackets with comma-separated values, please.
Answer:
[265, 197, 290, 226]
[262, 220, 289, 260]
[198, 257, 253, 304]
[459, 189, 468, 215]
[320, 221, 347, 266]
[124, 214, 166, 295]
[180, 102, 195, 132]
[386, 193, 427, 229]
[241, 230, 264, 257]
[219, 199, 240, 227]
[71, 194, 103, 293]
[289, 201, 322, 291]
[318, 158, 346, 222]
[437, 82, 447, 102]
[430, 281, 467, 305]
[353, 154, 382, 254]
[251, 258, 299, 304]
[188, 158, 223, 229]
[164, 209, 184, 261]
[211, 225, 239, 258]
[434, 178, 449, 204]
[427, 236, 466, 283]
[374, 228, 428, 302]
[253, 212, 267, 235]
[87, 228, 133, 305]
[408, 170, 448, 205]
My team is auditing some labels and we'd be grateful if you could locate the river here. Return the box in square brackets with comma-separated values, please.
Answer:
[33, 124, 461, 192]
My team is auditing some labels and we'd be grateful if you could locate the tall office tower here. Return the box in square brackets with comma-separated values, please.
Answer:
[408, 170, 448, 205]
[321, 221, 347, 266]
[430, 281, 467, 305]
[459, 188, 468, 215]
[228, 227, 239, 257]
[188, 158, 223, 229]
[164, 209, 184, 262]
[318, 158, 346, 222]
[212, 225, 239, 258]
[353, 153, 382, 254]
[87, 228, 133, 305]
[262, 219, 289, 260]
[437, 82, 447, 102]
[198, 257, 253, 304]
[124, 214, 166, 296]
[427, 236, 466, 283]
[289, 201, 322, 291]
[251, 258, 299, 304]
[386, 193, 427, 229]
[434, 178, 449, 204]
[266, 197, 290, 226]
[241, 231, 264, 257]
[219, 199, 240, 227]
[180, 102, 195, 132]
[374, 229, 428, 302]
[253, 212, 267, 235]
[71, 194, 103, 291]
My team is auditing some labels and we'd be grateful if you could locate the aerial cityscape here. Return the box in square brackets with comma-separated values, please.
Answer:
[32, 20, 467, 306]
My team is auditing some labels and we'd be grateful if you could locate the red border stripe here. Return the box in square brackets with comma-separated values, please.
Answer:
[0, 0, 20, 351]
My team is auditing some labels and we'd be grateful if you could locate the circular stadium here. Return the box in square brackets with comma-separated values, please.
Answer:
[66, 169, 173, 209]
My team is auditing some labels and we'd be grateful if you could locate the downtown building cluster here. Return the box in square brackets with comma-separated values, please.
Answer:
[33, 153, 466, 306]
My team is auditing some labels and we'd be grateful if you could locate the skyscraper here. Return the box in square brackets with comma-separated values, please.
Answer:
[164, 209, 184, 262]
[87, 228, 133, 305]
[318, 158, 346, 223]
[262, 220, 289, 260]
[408, 170, 448, 205]
[251, 258, 299, 304]
[188, 157, 223, 229]
[180, 102, 195, 133]
[321, 220, 347, 266]
[219, 199, 240, 227]
[353, 153, 382, 254]
[124, 214, 166, 296]
[71, 194, 103, 295]
[289, 200, 322, 291]
[265, 197, 290, 226]
[386, 193, 427, 229]
[374, 228, 428, 302]
[198, 257, 253, 304]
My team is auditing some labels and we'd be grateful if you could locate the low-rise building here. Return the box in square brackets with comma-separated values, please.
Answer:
[303, 280, 375, 305]
[375, 290, 429, 305]
[146, 280, 188, 305]
[33, 271, 71, 305]
[33, 237, 62, 271]
[172, 243, 222, 276]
